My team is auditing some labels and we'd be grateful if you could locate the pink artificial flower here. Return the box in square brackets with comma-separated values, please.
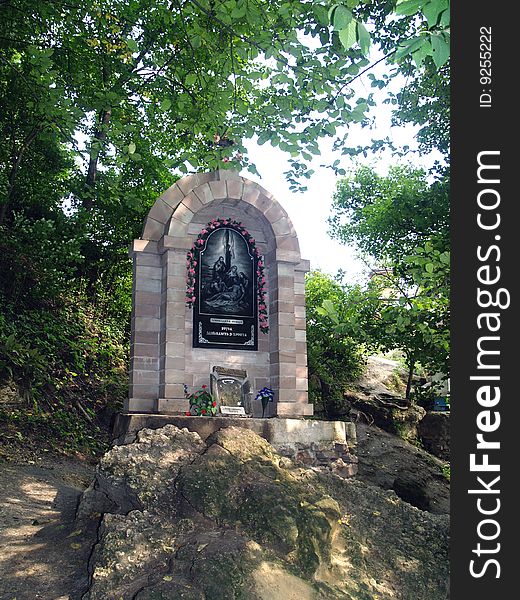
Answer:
[188, 268, 195, 275]
[257, 260, 263, 268]
[259, 304, 266, 310]
[193, 261, 197, 266]
[197, 239, 204, 245]
[249, 238, 255, 244]
[191, 296, 196, 302]
[260, 277, 266, 284]
[201, 229, 208, 234]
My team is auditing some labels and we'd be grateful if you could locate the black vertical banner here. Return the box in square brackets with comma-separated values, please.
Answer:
[452, 1, 515, 597]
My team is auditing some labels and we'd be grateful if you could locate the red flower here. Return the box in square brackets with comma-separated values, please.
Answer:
[201, 409, 207, 414]
[202, 384, 207, 389]
[212, 401, 216, 407]
[185, 411, 191, 416]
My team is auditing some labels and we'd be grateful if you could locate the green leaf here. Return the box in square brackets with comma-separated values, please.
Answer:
[127, 39, 138, 53]
[127, 142, 136, 154]
[357, 22, 371, 55]
[339, 21, 357, 50]
[425, 263, 434, 273]
[422, 0, 449, 28]
[430, 33, 450, 67]
[333, 6, 353, 31]
[412, 40, 432, 66]
[396, 0, 424, 17]
[160, 98, 172, 112]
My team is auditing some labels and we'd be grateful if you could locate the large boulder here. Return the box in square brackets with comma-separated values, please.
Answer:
[418, 411, 450, 461]
[356, 422, 450, 515]
[79, 424, 449, 600]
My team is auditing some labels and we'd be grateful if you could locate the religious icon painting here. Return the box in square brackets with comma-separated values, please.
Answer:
[193, 226, 258, 350]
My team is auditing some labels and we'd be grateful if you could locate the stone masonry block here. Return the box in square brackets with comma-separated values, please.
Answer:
[160, 184, 184, 209]
[133, 331, 160, 345]
[295, 341, 307, 355]
[271, 217, 290, 237]
[131, 343, 159, 359]
[208, 180, 227, 200]
[133, 357, 159, 371]
[296, 377, 308, 391]
[142, 217, 165, 241]
[126, 398, 156, 413]
[296, 365, 308, 378]
[295, 259, 311, 272]
[270, 351, 296, 364]
[263, 203, 286, 223]
[135, 278, 161, 293]
[130, 370, 160, 385]
[163, 368, 186, 384]
[129, 384, 159, 400]
[166, 314, 185, 330]
[193, 183, 214, 205]
[164, 354, 186, 370]
[133, 316, 161, 332]
[274, 249, 301, 263]
[226, 179, 244, 200]
[216, 169, 241, 181]
[163, 236, 194, 251]
[176, 173, 202, 196]
[173, 202, 195, 225]
[162, 383, 188, 397]
[167, 218, 189, 238]
[295, 329, 306, 342]
[242, 183, 260, 205]
[296, 353, 307, 366]
[295, 318, 306, 330]
[131, 239, 159, 254]
[157, 398, 190, 413]
[135, 304, 161, 318]
[182, 191, 204, 214]
[148, 198, 173, 224]
[136, 253, 161, 267]
[133, 291, 161, 306]
[137, 265, 162, 280]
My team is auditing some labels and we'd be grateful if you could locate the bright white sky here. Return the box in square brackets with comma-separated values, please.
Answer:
[240, 59, 442, 283]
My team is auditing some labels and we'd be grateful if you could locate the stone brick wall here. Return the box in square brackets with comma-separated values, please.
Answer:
[127, 170, 312, 417]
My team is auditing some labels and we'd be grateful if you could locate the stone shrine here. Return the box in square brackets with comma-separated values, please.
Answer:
[127, 169, 312, 418]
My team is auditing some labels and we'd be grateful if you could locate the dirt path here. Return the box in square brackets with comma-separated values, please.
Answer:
[0, 457, 97, 600]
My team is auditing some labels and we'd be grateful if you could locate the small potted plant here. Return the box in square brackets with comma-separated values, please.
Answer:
[255, 386, 274, 418]
[185, 384, 217, 416]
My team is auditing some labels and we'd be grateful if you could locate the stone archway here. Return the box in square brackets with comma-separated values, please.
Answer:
[128, 170, 311, 417]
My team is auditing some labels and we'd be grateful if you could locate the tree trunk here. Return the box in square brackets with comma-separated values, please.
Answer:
[405, 357, 415, 402]
[83, 108, 112, 208]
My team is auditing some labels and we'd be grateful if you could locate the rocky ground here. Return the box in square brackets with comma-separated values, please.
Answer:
[0, 456, 96, 600]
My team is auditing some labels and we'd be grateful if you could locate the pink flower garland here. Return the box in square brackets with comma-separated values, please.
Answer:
[186, 218, 269, 334]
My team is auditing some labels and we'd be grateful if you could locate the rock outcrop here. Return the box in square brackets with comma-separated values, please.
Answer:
[78, 424, 449, 599]
[356, 422, 450, 515]
[345, 357, 426, 442]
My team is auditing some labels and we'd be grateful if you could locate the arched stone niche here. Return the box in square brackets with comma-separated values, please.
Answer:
[127, 170, 312, 417]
